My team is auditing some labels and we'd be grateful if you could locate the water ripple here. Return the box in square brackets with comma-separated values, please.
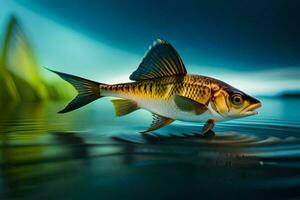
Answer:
[1, 101, 300, 199]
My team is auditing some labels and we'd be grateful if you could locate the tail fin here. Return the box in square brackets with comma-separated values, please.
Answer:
[48, 69, 102, 113]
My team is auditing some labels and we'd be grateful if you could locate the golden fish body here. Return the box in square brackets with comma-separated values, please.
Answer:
[101, 75, 221, 122]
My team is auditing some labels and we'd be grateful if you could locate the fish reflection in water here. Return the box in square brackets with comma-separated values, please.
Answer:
[0, 98, 300, 199]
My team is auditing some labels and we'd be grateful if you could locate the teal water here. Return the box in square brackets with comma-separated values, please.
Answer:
[0, 97, 300, 199]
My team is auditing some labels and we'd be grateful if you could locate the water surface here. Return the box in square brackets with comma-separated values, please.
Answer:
[0, 98, 300, 199]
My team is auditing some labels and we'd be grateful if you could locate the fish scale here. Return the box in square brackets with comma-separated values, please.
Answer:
[101, 75, 208, 101]
[99, 75, 213, 122]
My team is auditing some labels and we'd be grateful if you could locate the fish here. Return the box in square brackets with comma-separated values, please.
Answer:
[49, 39, 262, 135]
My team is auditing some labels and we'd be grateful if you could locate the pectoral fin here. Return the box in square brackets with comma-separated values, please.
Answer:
[111, 99, 139, 117]
[202, 119, 215, 136]
[142, 113, 175, 134]
[174, 95, 208, 115]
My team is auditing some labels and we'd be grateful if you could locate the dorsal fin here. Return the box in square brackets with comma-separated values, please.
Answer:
[129, 39, 187, 81]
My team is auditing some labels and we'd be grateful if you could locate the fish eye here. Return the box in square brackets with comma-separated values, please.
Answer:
[231, 93, 244, 106]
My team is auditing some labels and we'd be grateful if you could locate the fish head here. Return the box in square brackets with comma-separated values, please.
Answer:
[210, 81, 262, 119]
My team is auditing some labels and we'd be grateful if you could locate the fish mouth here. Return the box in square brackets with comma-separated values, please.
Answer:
[240, 102, 262, 116]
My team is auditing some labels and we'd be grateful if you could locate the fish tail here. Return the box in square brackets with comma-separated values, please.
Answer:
[48, 69, 104, 113]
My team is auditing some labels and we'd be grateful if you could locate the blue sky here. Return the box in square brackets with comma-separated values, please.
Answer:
[1, 0, 300, 96]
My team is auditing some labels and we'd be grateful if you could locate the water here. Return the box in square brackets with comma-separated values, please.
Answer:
[0, 98, 300, 199]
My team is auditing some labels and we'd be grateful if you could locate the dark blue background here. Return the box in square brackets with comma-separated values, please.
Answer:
[19, 0, 300, 70]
